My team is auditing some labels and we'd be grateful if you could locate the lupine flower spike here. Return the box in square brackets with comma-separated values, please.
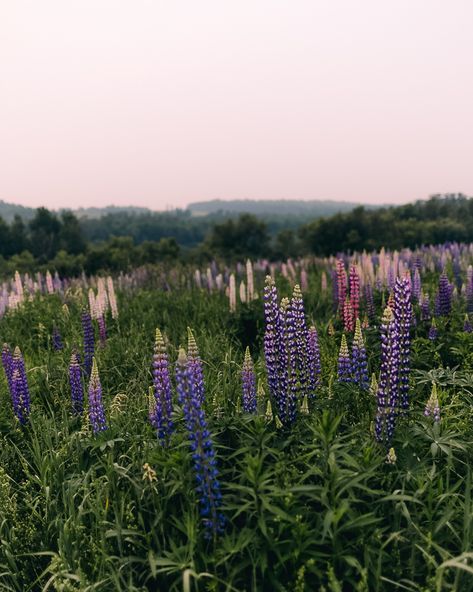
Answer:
[175, 348, 224, 537]
[393, 276, 412, 412]
[150, 328, 174, 440]
[88, 357, 107, 434]
[52, 325, 63, 351]
[69, 351, 83, 414]
[352, 318, 368, 390]
[428, 319, 438, 341]
[11, 347, 31, 425]
[242, 347, 257, 413]
[337, 335, 351, 383]
[424, 382, 440, 422]
[81, 309, 95, 377]
[187, 328, 205, 405]
[464, 314, 472, 333]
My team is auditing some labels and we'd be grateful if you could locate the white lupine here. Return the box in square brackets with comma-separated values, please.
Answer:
[14, 271, 24, 303]
[107, 276, 119, 319]
[229, 273, 236, 312]
[239, 281, 247, 303]
[246, 259, 254, 301]
[46, 270, 54, 294]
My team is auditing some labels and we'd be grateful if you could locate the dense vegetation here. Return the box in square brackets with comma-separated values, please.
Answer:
[2, 193, 473, 276]
[0, 245, 472, 590]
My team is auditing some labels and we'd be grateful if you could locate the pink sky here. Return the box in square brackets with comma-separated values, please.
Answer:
[2, 0, 473, 210]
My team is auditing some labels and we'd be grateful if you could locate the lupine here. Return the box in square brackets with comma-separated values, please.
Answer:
[150, 328, 173, 440]
[287, 284, 310, 399]
[81, 309, 95, 377]
[97, 315, 107, 347]
[242, 347, 257, 413]
[424, 383, 440, 422]
[52, 325, 63, 350]
[307, 325, 321, 396]
[187, 328, 205, 405]
[437, 271, 452, 316]
[88, 357, 107, 433]
[412, 268, 422, 301]
[336, 260, 347, 317]
[107, 276, 119, 319]
[69, 351, 83, 414]
[375, 306, 400, 443]
[352, 318, 368, 390]
[278, 297, 297, 424]
[343, 297, 354, 333]
[466, 265, 473, 314]
[176, 349, 224, 537]
[365, 283, 375, 322]
[349, 265, 360, 322]
[337, 335, 351, 383]
[2, 343, 13, 394]
[428, 319, 438, 341]
[11, 347, 31, 425]
[393, 276, 412, 412]
[420, 293, 431, 321]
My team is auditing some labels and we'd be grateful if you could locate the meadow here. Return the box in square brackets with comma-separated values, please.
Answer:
[0, 247, 473, 591]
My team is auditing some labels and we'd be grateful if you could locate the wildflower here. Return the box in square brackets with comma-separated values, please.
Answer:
[97, 315, 107, 348]
[229, 274, 236, 312]
[265, 400, 274, 422]
[424, 383, 440, 422]
[393, 276, 412, 412]
[300, 394, 309, 415]
[428, 319, 438, 341]
[385, 447, 397, 464]
[2, 343, 13, 394]
[150, 328, 173, 441]
[336, 260, 347, 317]
[88, 358, 107, 434]
[343, 297, 354, 333]
[464, 314, 472, 333]
[11, 347, 31, 425]
[81, 309, 95, 377]
[242, 347, 257, 413]
[69, 351, 83, 414]
[436, 271, 453, 316]
[187, 328, 204, 405]
[369, 373, 378, 397]
[175, 349, 224, 537]
[364, 283, 375, 322]
[337, 335, 351, 383]
[52, 325, 63, 351]
[352, 318, 368, 390]
[375, 306, 400, 443]
[349, 265, 360, 322]
[412, 268, 421, 301]
[420, 292, 431, 321]
[246, 259, 255, 301]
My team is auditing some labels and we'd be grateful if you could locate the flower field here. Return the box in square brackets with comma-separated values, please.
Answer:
[1, 246, 473, 591]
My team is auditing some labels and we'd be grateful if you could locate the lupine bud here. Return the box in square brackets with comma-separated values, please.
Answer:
[52, 325, 63, 351]
[307, 325, 321, 396]
[88, 358, 107, 433]
[352, 318, 368, 390]
[463, 314, 472, 333]
[242, 347, 257, 413]
[337, 335, 351, 383]
[424, 383, 440, 422]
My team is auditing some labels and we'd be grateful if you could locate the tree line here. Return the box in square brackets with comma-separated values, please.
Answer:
[0, 194, 472, 275]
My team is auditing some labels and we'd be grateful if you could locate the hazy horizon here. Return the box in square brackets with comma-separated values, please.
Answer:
[2, 1, 473, 210]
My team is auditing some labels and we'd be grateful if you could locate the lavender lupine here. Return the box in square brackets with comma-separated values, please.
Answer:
[352, 318, 368, 390]
[176, 349, 225, 537]
[150, 328, 173, 440]
[2, 343, 13, 394]
[187, 328, 205, 405]
[287, 284, 310, 398]
[375, 306, 400, 443]
[278, 297, 297, 424]
[437, 271, 453, 316]
[81, 309, 95, 377]
[52, 325, 63, 351]
[420, 293, 431, 321]
[242, 347, 257, 413]
[88, 357, 107, 433]
[11, 347, 31, 424]
[307, 325, 321, 396]
[69, 351, 83, 414]
[393, 276, 412, 412]
[337, 335, 351, 383]
[424, 383, 440, 422]
[428, 319, 438, 341]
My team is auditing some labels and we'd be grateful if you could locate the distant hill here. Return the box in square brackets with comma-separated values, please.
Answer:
[0, 200, 36, 222]
[187, 199, 379, 217]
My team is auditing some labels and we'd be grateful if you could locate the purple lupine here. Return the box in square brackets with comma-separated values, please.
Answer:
[69, 351, 83, 414]
[393, 276, 412, 412]
[278, 297, 297, 425]
[424, 383, 440, 422]
[81, 310, 95, 377]
[420, 293, 431, 322]
[287, 284, 310, 398]
[176, 349, 224, 537]
[349, 265, 360, 323]
[150, 328, 173, 440]
[2, 343, 13, 394]
[97, 315, 107, 348]
[337, 335, 351, 383]
[428, 319, 438, 341]
[464, 315, 473, 334]
[466, 265, 473, 314]
[412, 268, 422, 302]
[52, 325, 63, 351]
[336, 260, 347, 317]
[242, 347, 257, 413]
[364, 283, 375, 322]
[307, 325, 321, 396]
[375, 306, 400, 443]
[187, 328, 204, 405]
[352, 318, 368, 390]
[12, 347, 31, 425]
[437, 271, 453, 316]
[88, 357, 107, 433]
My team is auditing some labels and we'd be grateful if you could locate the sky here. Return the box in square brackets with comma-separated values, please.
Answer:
[1, 0, 473, 211]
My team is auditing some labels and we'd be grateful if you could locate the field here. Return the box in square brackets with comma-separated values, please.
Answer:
[0, 247, 473, 591]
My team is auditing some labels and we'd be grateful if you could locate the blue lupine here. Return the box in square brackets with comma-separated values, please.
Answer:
[176, 349, 224, 537]
[150, 328, 173, 440]
[466, 265, 473, 314]
[81, 310, 95, 377]
[437, 271, 453, 316]
[337, 335, 351, 383]
[287, 284, 310, 398]
[12, 347, 31, 425]
[187, 327, 205, 405]
[352, 318, 368, 390]
[52, 325, 63, 350]
[393, 276, 412, 412]
[307, 325, 321, 396]
[375, 306, 400, 443]
[88, 357, 107, 433]
[242, 347, 257, 413]
[69, 351, 83, 414]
